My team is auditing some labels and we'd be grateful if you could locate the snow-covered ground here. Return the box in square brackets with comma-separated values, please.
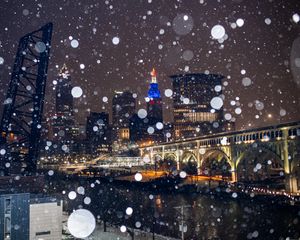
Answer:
[63, 212, 178, 240]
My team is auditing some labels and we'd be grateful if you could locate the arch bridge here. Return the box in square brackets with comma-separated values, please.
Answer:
[140, 121, 300, 193]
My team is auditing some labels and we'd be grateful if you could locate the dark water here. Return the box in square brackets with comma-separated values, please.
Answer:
[56, 178, 300, 240]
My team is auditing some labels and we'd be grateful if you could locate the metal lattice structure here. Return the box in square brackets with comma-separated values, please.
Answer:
[0, 23, 53, 175]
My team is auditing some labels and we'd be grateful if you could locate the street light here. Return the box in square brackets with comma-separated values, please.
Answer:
[173, 205, 192, 240]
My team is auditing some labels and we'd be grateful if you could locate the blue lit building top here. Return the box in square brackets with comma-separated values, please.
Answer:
[148, 83, 161, 99]
[147, 68, 161, 99]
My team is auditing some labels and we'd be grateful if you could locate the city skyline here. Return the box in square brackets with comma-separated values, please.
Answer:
[0, 1, 300, 239]
[0, 0, 300, 130]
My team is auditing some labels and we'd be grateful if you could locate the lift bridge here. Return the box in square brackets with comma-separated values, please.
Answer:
[0, 23, 53, 175]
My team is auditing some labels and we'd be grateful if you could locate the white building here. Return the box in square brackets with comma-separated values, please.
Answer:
[30, 197, 62, 240]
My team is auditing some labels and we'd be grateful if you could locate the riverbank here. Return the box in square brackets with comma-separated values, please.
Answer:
[67, 173, 300, 207]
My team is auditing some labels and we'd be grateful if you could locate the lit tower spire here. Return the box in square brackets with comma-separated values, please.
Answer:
[146, 68, 163, 124]
[59, 63, 70, 79]
[151, 68, 157, 83]
[147, 68, 161, 99]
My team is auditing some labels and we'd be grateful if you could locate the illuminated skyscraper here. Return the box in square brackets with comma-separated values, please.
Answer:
[55, 64, 73, 114]
[146, 68, 163, 123]
[170, 73, 227, 139]
[112, 91, 136, 152]
[51, 64, 77, 153]
[112, 91, 136, 129]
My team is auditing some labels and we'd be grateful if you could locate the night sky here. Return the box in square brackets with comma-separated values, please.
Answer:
[0, 0, 300, 130]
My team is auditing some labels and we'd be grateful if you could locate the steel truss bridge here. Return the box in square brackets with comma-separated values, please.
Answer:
[140, 121, 300, 193]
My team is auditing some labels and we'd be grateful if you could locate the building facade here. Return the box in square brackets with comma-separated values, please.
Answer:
[30, 197, 62, 240]
[0, 193, 30, 240]
[146, 68, 163, 124]
[112, 91, 136, 129]
[130, 69, 165, 145]
[51, 64, 79, 154]
[0, 193, 62, 240]
[112, 91, 136, 152]
[170, 73, 226, 140]
[86, 112, 111, 154]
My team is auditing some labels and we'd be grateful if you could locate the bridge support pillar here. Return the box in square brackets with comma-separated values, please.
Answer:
[197, 156, 203, 175]
[176, 147, 181, 171]
[230, 146, 238, 182]
[140, 149, 144, 158]
[231, 169, 237, 182]
[282, 129, 297, 193]
[285, 175, 298, 193]
[196, 141, 201, 174]
[150, 148, 154, 165]
[282, 129, 290, 175]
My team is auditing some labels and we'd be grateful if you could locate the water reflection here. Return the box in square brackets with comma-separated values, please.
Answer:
[60, 180, 300, 239]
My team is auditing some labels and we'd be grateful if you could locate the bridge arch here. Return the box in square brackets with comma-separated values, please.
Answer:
[181, 151, 198, 174]
[199, 148, 233, 179]
[201, 148, 232, 167]
[158, 152, 178, 172]
[154, 153, 163, 160]
[182, 151, 197, 163]
[236, 145, 284, 182]
[164, 152, 178, 161]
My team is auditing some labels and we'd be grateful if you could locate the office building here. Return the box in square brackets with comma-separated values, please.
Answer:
[30, 196, 63, 240]
[86, 112, 111, 154]
[146, 68, 163, 123]
[112, 91, 136, 151]
[112, 90, 136, 129]
[55, 64, 73, 114]
[51, 64, 79, 154]
[170, 73, 226, 139]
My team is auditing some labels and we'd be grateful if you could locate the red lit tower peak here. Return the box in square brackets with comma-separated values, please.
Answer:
[151, 68, 157, 83]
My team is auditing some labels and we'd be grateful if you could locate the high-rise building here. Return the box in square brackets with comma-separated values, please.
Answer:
[170, 73, 227, 139]
[146, 68, 163, 123]
[86, 112, 111, 154]
[51, 64, 78, 153]
[129, 113, 149, 144]
[55, 64, 73, 114]
[112, 90, 136, 142]
[130, 69, 164, 145]
[144, 68, 164, 143]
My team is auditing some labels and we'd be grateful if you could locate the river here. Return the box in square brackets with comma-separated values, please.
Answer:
[54, 177, 300, 240]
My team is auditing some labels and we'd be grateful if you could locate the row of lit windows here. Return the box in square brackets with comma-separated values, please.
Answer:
[183, 112, 218, 122]
[174, 112, 218, 123]
[174, 105, 208, 111]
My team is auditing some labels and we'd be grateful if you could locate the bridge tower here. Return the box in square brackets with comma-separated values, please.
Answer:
[0, 23, 53, 175]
